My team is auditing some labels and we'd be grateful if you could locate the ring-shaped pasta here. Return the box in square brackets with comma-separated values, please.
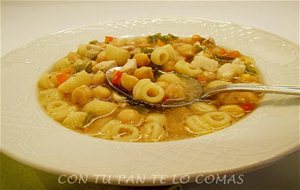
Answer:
[46, 100, 69, 113]
[143, 122, 166, 141]
[202, 111, 232, 128]
[132, 79, 151, 99]
[219, 105, 245, 118]
[175, 60, 202, 77]
[145, 114, 167, 125]
[133, 79, 164, 103]
[39, 89, 63, 106]
[185, 115, 212, 135]
[151, 47, 170, 66]
[111, 124, 140, 141]
[46, 100, 77, 121]
[189, 102, 217, 115]
[139, 82, 164, 103]
[99, 120, 120, 139]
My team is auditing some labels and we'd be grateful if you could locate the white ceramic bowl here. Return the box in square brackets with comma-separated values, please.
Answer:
[1, 18, 299, 186]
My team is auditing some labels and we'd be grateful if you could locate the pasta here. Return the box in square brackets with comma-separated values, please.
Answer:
[46, 100, 77, 121]
[38, 72, 57, 89]
[78, 44, 101, 59]
[110, 124, 140, 141]
[93, 60, 117, 72]
[91, 71, 105, 85]
[39, 88, 63, 106]
[150, 47, 170, 65]
[185, 115, 212, 134]
[189, 102, 217, 115]
[52, 58, 72, 71]
[143, 122, 166, 141]
[82, 98, 117, 116]
[105, 44, 130, 66]
[63, 111, 88, 129]
[145, 114, 167, 125]
[219, 105, 245, 118]
[133, 79, 164, 103]
[193, 54, 218, 72]
[71, 85, 93, 106]
[99, 120, 140, 141]
[38, 33, 262, 142]
[119, 59, 137, 74]
[58, 70, 92, 93]
[175, 60, 202, 77]
[120, 73, 139, 91]
[202, 111, 232, 128]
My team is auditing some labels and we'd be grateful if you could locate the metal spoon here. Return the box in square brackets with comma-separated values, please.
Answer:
[106, 67, 300, 109]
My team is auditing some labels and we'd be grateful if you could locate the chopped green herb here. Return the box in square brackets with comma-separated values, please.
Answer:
[194, 45, 204, 53]
[85, 63, 93, 73]
[147, 33, 162, 43]
[147, 33, 178, 44]
[141, 48, 154, 55]
[83, 113, 96, 126]
[73, 59, 93, 73]
[245, 65, 257, 74]
[73, 59, 86, 72]
[89, 40, 99, 45]
[160, 33, 178, 42]
[214, 56, 234, 63]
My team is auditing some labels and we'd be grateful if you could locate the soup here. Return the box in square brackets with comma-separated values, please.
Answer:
[38, 33, 262, 142]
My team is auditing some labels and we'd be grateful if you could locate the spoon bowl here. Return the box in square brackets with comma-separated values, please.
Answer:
[105, 67, 204, 108]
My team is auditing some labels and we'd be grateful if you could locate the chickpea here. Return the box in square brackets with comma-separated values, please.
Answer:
[120, 73, 139, 91]
[191, 34, 205, 43]
[91, 71, 105, 85]
[202, 71, 216, 81]
[133, 66, 154, 80]
[155, 81, 168, 90]
[157, 73, 183, 85]
[134, 37, 148, 46]
[202, 37, 216, 48]
[92, 86, 111, 100]
[217, 92, 259, 105]
[117, 109, 143, 125]
[238, 74, 258, 83]
[175, 44, 194, 57]
[162, 60, 176, 72]
[71, 85, 93, 106]
[133, 53, 151, 67]
[164, 83, 185, 99]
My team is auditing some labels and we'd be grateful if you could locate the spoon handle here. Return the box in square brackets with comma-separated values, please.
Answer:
[201, 84, 300, 99]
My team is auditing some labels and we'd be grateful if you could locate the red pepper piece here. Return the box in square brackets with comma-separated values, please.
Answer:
[240, 102, 256, 112]
[112, 71, 123, 86]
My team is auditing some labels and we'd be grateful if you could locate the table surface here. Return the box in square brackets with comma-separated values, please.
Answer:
[1, 1, 299, 190]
